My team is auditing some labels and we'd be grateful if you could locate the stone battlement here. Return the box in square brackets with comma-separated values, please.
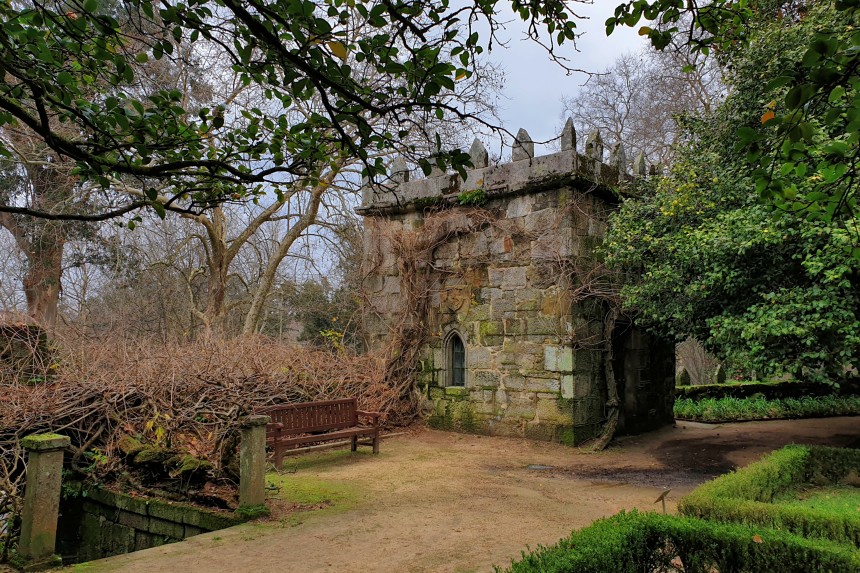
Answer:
[358, 119, 649, 214]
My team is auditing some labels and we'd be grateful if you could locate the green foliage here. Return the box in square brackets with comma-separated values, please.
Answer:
[674, 378, 860, 423]
[608, 0, 860, 229]
[605, 10, 860, 383]
[270, 278, 361, 351]
[674, 395, 860, 422]
[456, 188, 487, 206]
[498, 510, 860, 573]
[679, 445, 860, 546]
[606, 154, 860, 382]
[0, 0, 582, 217]
[676, 378, 860, 401]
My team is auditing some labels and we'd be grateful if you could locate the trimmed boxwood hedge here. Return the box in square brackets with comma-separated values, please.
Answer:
[497, 510, 860, 573]
[679, 445, 860, 546]
[675, 378, 860, 401]
[674, 395, 860, 422]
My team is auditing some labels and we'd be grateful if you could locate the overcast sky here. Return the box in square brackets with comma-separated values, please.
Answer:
[483, 1, 647, 158]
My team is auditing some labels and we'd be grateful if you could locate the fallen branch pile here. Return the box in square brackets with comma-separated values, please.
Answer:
[0, 332, 403, 552]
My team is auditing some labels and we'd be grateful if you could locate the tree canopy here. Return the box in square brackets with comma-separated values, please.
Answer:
[606, 0, 860, 383]
[609, 0, 860, 229]
[0, 0, 581, 220]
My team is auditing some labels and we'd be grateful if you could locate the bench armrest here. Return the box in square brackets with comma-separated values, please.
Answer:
[271, 422, 284, 429]
[356, 410, 381, 421]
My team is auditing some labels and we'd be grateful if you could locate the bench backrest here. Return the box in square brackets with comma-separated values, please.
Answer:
[263, 398, 359, 437]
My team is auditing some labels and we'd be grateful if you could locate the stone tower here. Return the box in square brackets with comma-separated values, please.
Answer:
[358, 123, 674, 444]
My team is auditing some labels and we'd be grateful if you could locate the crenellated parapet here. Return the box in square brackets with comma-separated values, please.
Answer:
[358, 118, 652, 215]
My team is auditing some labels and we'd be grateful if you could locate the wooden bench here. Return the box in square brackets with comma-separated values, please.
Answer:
[261, 398, 381, 466]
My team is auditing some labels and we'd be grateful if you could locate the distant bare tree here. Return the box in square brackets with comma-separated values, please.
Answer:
[676, 338, 720, 386]
[561, 42, 724, 169]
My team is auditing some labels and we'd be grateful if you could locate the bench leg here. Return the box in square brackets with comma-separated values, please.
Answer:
[372, 431, 379, 454]
[351, 435, 358, 452]
[273, 449, 285, 470]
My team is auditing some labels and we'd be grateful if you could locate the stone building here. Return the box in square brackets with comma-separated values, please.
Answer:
[358, 122, 675, 445]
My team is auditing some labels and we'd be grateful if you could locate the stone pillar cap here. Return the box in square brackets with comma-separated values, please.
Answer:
[21, 433, 70, 452]
[240, 415, 271, 427]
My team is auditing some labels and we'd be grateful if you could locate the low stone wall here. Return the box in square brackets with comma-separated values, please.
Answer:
[57, 485, 242, 563]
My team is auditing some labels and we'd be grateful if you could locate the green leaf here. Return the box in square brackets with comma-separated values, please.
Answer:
[785, 84, 816, 110]
[766, 76, 794, 90]
[737, 126, 759, 142]
[828, 86, 845, 103]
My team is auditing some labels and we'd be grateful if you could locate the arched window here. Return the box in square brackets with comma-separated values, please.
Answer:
[449, 332, 466, 387]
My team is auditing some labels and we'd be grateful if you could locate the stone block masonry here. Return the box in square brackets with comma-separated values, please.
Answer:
[56, 485, 243, 564]
[359, 121, 675, 445]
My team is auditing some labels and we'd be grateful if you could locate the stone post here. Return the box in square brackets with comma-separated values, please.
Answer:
[15, 433, 70, 571]
[238, 415, 270, 511]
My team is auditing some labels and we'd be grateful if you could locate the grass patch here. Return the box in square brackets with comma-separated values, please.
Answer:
[266, 472, 359, 509]
[496, 510, 860, 573]
[776, 485, 860, 514]
[674, 395, 860, 422]
[275, 448, 374, 473]
[679, 445, 860, 546]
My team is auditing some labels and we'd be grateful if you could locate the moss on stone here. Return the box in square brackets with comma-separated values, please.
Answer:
[427, 409, 453, 431]
[444, 386, 470, 398]
[412, 196, 444, 210]
[173, 455, 213, 476]
[21, 433, 70, 451]
[458, 405, 477, 432]
[559, 428, 576, 446]
[116, 435, 145, 457]
[133, 446, 173, 465]
[428, 400, 484, 433]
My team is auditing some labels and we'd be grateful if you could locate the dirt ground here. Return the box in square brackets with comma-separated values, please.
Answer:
[63, 416, 858, 573]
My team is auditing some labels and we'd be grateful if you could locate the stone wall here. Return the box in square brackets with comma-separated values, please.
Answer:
[57, 485, 242, 563]
[359, 124, 674, 444]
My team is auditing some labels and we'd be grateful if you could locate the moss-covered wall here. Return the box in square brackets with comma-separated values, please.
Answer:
[57, 484, 242, 564]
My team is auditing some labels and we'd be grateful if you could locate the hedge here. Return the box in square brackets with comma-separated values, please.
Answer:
[679, 445, 860, 546]
[674, 395, 860, 422]
[498, 510, 860, 573]
[675, 378, 860, 401]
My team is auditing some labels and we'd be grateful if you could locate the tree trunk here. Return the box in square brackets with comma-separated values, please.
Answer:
[590, 306, 621, 451]
[242, 185, 326, 334]
[202, 208, 229, 333]
[0, 214, 65, 330]
[22, 232, 64, 329]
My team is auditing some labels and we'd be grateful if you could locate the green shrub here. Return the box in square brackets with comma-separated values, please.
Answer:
[675, 378, 860, 401]
[680, 446, 860, 546]
[457, 188, 487, 205]
[674, 395, 860, 422]
[498, 510, 860, 573]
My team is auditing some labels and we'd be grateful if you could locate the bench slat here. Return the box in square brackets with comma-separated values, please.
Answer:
[261, 398, 381, 463]
[267, 426, 378, 448]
